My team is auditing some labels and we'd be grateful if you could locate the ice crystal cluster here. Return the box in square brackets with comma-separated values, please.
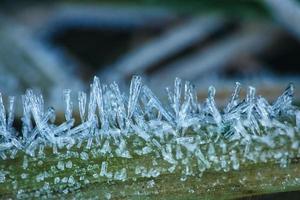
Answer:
[0, 76, 300, 198]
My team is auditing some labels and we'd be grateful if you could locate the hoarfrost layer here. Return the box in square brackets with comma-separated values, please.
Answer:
[0, 76, 300, 198]
[0, 76, 298, 154]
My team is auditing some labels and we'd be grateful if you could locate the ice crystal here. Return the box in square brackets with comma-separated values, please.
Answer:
[0, 76, 297, 155]
[0, 76, 299, 198]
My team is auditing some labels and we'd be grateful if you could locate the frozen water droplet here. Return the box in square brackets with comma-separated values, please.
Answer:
[105, 192, 112, 200]
[21, 173, 28, 179]
[54, 177, 60, 184]
[114, 168, 127, 181]
[0, 170, 6, 183]
[68, 176, 75, 185]
[57, 161, 65, 171]
[80, 152, 89, 160]
[66, 160, 73, 169]
[230, 150, 239, 170]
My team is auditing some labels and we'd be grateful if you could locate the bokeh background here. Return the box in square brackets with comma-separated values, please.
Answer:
[0, 0, 300, 109]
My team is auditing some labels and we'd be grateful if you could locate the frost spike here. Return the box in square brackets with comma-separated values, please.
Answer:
[21, 94, 32, 140]
[184, 81, 197, 112]
[0, 93, 6, 131]
[272, 83, 294, 115]
[224, 82, 241, 113]
[95, 78, 106, 130]
[87, 77, 98, 122]
[110, 82, 127, 130]
[128, 75, 142, 119]
[63, 89, 73, 121]
[7, 96, 15, 129]
[246, 86, 256, 121]
[142, 85, 174, 123]
[173, 77, 182, 119]
[206, 86, 221, 124]
[78, 91, 87, 123]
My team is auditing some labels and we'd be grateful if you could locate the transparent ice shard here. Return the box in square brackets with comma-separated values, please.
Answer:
[68, 120, 94, 137]
[184, 81, 198, 113]
[161, 144, 177, 165]
[195, 148, 210, 169]
[131, 124, 150, 141]
[232, 120, 250, 140]
[128, 76, 142, 119]
[7, 96, 15, 129]
[100, 161, 112, 178]
[272, 83, 294, 116]
[86, 137, 93, 149]
[296, 110, 300, 128]
[0, 93, 7, 132]
[78, 91, 87, 123]
[29, 106, 56, 144]
[205, 86, 222, 124]
[178, 98, 191, 127]
[245, 86, 256, 121]
[0, 142, 13, 151]
[63, 89, 73, 121]
[173, 77, 182, 120]
[11, 138, 22, 150]
[224, 82, 241, 113]
[87, 77, 98, 122]
[142, 85, 174, 123]
[255, 96, 272, 128]
[238, 86, 261, 136]
[114, 168, 127, 181]
[93, 77, 107, 130]
[21, 94, 33, 140]
[110, 82, 127, 130]
[53, 119, 75, 136]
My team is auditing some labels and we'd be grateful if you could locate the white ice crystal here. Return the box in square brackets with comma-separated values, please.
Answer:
[0, 76, 298, 157]
[0, 76, 299, 197]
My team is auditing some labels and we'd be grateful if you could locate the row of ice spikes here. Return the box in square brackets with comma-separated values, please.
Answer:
[0, 76, 298, 155]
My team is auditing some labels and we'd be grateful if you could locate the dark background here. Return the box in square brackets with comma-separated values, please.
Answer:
[0, 0, 299, 107]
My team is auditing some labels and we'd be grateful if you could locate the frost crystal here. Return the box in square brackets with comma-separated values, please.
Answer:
[0, 76, 298, 156]
[0, 76, 299, 197]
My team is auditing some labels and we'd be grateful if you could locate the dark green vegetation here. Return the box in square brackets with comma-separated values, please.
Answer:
[1, 129, 300, 199]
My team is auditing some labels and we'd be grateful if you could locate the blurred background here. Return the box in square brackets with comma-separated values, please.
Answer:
[0, 0, 300, 109]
